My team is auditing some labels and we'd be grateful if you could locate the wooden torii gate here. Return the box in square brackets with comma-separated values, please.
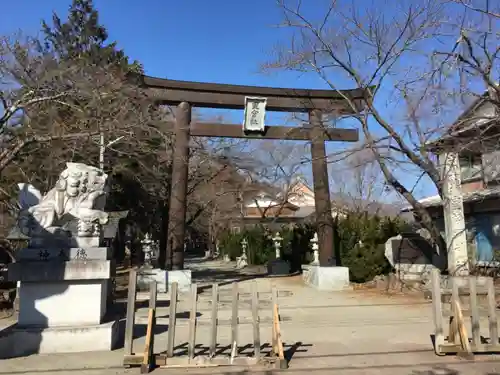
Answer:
[138, 75, 369, 270]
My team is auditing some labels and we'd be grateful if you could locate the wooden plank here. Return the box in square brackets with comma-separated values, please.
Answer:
[450, 277, 473, 358]
[272, 294, 285, 361]
[450, 277, 460, 346]
[188, 283, 198, 360]
[430, 268, 445, 356]
[443, 308, 491, 318]
[137, 289, 292, 301]
[124, 269, 138, 357]
[147, 87, 364, 113]
[440, 288, 490, 297]
[487, 278, 499, 345]
[157, 355, 263, 368]
[209, 283, 219, 358]
[469, 277, 481, 346]
[137, 315, 277, 326]
[271, 287, 280, 357]
[448, 315, 457, 344]
[123, 354, 166, 366]
[272, 289, 277, 356]
[140, 281, 157, 373]
[231, 282, 238, 353]
[273, 306, 287, 369]
[439, 343, 500, 353]
[140, 315, 154, 371]
[157, 122, 358, 142]
[123, 354, 280, 369]
[148, 280, 158, 307]
[142, 75, 369, 100]
[251, 282, 261, 360]
[140, 289, 292, 302]
[141, 309, 154, 370]
[141, 75, 369, 113]
[453, 298, 473, 358]
[167, 282, 178, 358]
[451, 277, 460, 308]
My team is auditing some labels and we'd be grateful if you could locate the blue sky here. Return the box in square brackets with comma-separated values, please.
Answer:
[1, 0, 448, 201]
[1, 0, 330, 89]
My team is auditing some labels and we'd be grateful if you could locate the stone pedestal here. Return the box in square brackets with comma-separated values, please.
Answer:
[0, 246, 119, 357]
[236, 254, 248, 269]
[137, 267, 159, 291]
[167, 269, 192, 292]
[267, 259, 292, 276]
[137, 268, 192, 293]
[302, 265, 351, 291]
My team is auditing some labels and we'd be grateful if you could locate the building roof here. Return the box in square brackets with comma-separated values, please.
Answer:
[428, 88, 499, 152]
[294, 206, 316, 218]
[401, 186, 500, 212]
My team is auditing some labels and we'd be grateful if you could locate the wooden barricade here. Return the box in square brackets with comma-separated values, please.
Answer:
[430, 268, 500, 357]
[123, 269, 288, 372]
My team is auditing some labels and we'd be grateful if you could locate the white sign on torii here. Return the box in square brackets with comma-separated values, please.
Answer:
[243, 96, 267, 133]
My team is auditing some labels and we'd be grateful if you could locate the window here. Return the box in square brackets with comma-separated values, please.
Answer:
[459, 155, 483, 182]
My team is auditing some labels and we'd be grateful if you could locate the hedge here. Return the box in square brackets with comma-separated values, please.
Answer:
[218, 213, 408, 283]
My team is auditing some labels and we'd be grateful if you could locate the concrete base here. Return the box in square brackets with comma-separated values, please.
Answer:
[0, 320, 119, 358]
[302, 265, 351, 291]
[137, 267, 162, 291]
[18, 280, 108, 326]
[394, 263, 436, 282]
[235, 255, 248, 269]
[137, 268, 192, 293]
[167, 269, 192, 292]
[267, 259, 292, 276]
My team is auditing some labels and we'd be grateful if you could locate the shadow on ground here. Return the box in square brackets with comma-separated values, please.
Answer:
[191, 268, 269, 293]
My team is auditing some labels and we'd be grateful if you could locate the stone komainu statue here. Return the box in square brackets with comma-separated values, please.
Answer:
[17, 162, 109, 246]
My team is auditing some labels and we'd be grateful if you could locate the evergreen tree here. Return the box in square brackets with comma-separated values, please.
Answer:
[42, 0, 143, 73]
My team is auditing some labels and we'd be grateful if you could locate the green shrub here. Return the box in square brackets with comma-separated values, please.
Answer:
[336, 213, 408, 283]
[218, 230, 244, 260]
[217, 214, 407, 280]
[218, 226, 274, 265]
[218, 224, 315, 266]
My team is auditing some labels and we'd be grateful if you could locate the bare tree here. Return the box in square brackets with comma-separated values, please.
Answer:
[0, 33, 168, 238]
[451, 0, 500, 19]
[264, 0, 499, 252]
[329, 149, 398, 214]
[0, 34, 158, 176]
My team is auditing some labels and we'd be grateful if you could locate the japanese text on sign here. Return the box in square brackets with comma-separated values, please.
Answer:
[243, 96, 267, 133]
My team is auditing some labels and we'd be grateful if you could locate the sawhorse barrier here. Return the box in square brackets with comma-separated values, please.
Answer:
[431, 268, 500, 358]
[123, 269, 287, 373]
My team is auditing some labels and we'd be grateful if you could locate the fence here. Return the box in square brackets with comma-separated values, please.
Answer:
[430, 268, 500, 357]
[123, 269, 287, 373]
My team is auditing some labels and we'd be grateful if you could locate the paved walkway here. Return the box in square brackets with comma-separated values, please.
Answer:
[2, 259, 500, 374]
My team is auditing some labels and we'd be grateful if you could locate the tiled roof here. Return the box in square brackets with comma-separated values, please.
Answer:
[401, 186, 500, 212]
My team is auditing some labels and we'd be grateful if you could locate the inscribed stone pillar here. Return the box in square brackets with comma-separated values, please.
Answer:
[439, 151, 468, 274]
